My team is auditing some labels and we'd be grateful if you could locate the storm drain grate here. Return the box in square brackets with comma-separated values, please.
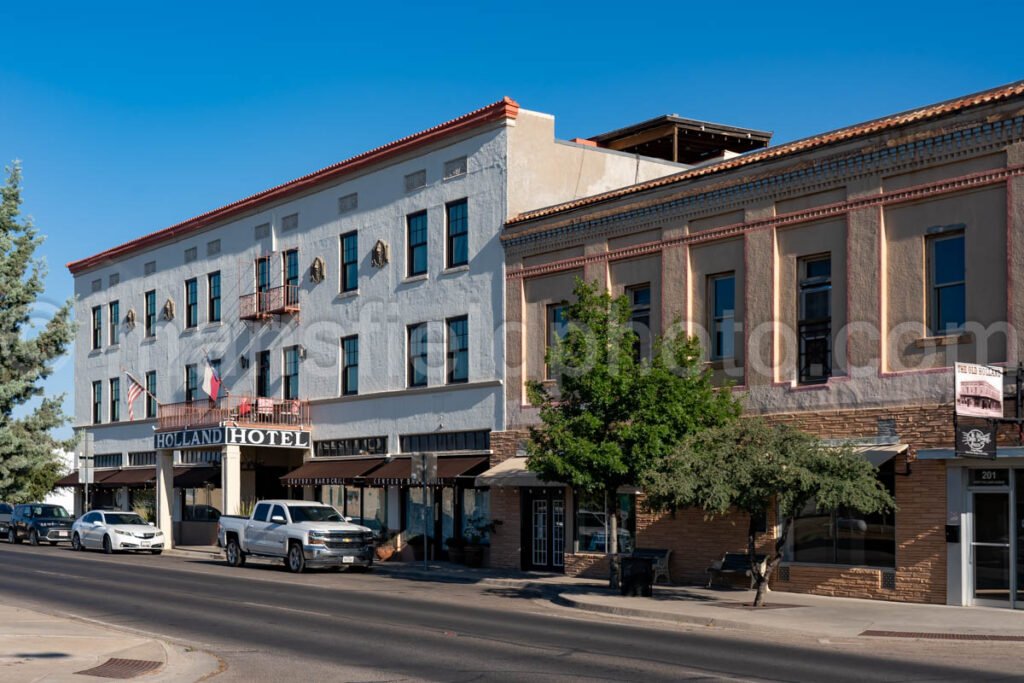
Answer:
[861, 630, 1024, 642]
[75, 658, 163, 679]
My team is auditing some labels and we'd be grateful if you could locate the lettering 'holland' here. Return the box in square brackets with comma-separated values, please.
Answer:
[154, 427, 310, 450]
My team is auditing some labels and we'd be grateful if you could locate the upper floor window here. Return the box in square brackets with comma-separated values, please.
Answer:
[185, 364, 198, 403]
[145, 371, 157, 419]
[144, 290, 157, 338]
[446, 199, 468, 268]
[108, 301, 119, 345]
[546, 304, 569, 380]
[628, 285, 651, 362]
[341, 335, 359, 396]
[408, 323, 428, 387]
[256, 256, 270, 294]
[184, 278, 198, 328]
[709, 273, 735, 360]
[109, 378, 120, 422]
[208, 272, 221, 323]
[283, 249, 299, 305]
[446, 316, 469, 384]
[256, 350, 271, 398]
[928, 233, 965, 334]
[92, 381, 102, 424]
[91, 306, 102, 350]
[283, 346, 300, 400]
[407, 211, 428, 277]
[341, 232, 358, 293]
[798, 255, 832, 385]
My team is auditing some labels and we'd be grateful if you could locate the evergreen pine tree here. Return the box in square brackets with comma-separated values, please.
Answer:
[0, 162, 75, 502]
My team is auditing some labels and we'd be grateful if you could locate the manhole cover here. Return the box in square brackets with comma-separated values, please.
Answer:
[75, 657, 163, 679]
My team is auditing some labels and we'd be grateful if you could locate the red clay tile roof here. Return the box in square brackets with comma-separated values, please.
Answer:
[67, 97, 520, 274]
[506, 80, 1024, 227]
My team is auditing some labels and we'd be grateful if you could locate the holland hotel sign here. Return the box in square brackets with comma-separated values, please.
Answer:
[154, 427, 311, 450]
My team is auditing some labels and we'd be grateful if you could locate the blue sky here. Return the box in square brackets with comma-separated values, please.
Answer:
[1, 0, 1021, 434]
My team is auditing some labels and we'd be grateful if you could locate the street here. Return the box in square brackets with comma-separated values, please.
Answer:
[0, 544, 1020, 682]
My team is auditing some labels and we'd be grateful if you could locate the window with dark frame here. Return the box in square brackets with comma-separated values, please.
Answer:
[407, 322, 428, 387]
[446, 199, 468, 268]
[341, 335, 358, 396]
[399, 430, 490, 453]
[283, 249, 299, 305]
[627, 284, 651, 362]
[184, 278, 198, 328]
[208, 271, 221, 322]
[546, 304, 569, 380]
[185, 364, 198, 403]
[256, 350, 270, 398]
[144, 290, 157, 337]
[91, 306, 102, 349]
[446, 316, 468, 384]
[108, 301, 119, 345]
[315, 436, 387, 457]
[283, 346, 300, 400]
[341, 232, 358, 293]
[928, 232, 965, 334]
[92, 381, 102, 424]
[145, 371, 157, 419]
[798, 255, 832, 385]
[407, 211, 428, 277]
[109, 378, 120, 422]
[256, 255, 270, 293]
[709, 273, 735, 360]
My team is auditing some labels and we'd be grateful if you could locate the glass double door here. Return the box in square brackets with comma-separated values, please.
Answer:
[970, 470, 1024, 608]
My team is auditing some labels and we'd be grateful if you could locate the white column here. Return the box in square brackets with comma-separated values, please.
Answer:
[221, 444, 241, 515]
[155, 450, 174, 547]
[120, 486, 131, 511]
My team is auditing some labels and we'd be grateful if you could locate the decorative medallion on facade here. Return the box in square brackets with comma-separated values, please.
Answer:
[162, 298, 175, 321]
[125, 308, 136, 328]
[371, 240, 390, 268]
[310, 256, 325, 284]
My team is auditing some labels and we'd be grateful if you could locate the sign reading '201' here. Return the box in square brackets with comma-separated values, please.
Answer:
[155, 427, 311, 450]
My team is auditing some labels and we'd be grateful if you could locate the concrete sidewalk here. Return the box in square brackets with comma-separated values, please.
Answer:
[0, 603, 220, 682]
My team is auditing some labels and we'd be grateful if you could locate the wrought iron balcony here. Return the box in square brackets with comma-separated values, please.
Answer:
[239, 285, 300, 320]
[157, 394, 310, 431]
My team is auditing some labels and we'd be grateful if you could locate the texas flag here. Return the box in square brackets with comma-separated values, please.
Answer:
[202, 356, 222, 402]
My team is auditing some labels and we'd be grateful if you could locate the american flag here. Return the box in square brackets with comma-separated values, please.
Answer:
[126, 372, 145, 421]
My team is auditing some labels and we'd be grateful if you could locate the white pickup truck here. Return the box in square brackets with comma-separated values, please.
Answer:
[217, 499, 375, 573]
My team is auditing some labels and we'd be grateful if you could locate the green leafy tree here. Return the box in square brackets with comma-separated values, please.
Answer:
[643, 418, 896, 606]
[527, 278, 740, 568]
[0, 163, 75, 502]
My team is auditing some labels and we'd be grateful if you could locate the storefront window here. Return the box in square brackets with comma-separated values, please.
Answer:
[575, 491, 636, 553]
[406, 488, 433, 540]
[790, 459, 896, 567]
[362, 487, 387, 529]
[461, 489, 490, 542]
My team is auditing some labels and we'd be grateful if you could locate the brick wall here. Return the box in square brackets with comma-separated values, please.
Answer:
[489, 430, 528, 466]
[488, 486, 521, 570]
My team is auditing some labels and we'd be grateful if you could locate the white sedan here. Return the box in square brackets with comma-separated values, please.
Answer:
[71, 510, 165, 554]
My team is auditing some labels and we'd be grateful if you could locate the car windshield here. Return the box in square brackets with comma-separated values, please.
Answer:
[32, 506, 70, 518]
[287, 505, 342, 523]
[105, 513, 146, 525]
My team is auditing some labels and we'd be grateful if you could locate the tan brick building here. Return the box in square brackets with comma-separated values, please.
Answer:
[479, 81, 1024, 608]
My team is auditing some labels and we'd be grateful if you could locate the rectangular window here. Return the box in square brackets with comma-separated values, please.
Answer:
[709, 273, 735, 360]
[546, 304, 569, 380]
[185, 364, 198, 403]
[208, 271, 221, 322]
[628, 284, 651, 362]
[283, 249, 299, 306]
[145, 371, 157, 419]
[341, 335, 359, 396]
[446, 316, 468, 384]
[798, 255, 831, 385]
[404, 169, 426, 192]
[407, 211, 428, 277]
[283, 346, 300, 400]
[444, 156, 467, 179]
[144, 290, 157, 337]
[407, 322, 428, 387]
[281, 213, 298, 232]
[108, 301, 119, 345]
[109, 378, 120, 422]
[184, 246, 198, 263]
[338, 192, 358, 213]
[256, 256, 270, 294]
[341, 232, 358, 293]
[399, 430, 490, 453]
[315, 436, 388, 458]
[91, 306, 102, 350]
[928, 232, 965, 334]
[256, 350, 270, 398]
[446, 199, 468, 268]
[92, 381, 102, 424]
[184, 278, 198, 328]
[575, 491, 637, 554]
[791, 460, 896, 567]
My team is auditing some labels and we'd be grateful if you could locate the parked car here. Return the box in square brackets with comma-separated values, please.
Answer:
[7, 504, 74, 545]
[0, 503, 12, 536]
[218, 499, 375, 573]
[71, 510, 165, 554]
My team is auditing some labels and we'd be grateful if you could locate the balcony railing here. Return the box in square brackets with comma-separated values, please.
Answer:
[240, 285, 300, 320]
[157, 394, 311, 431]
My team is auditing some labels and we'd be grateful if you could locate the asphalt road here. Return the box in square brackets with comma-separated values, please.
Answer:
[0, 543, 1018, 682]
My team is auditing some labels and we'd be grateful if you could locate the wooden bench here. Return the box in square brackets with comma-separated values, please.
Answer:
[632, 548, 671, 585]
[706, 552, 766, 589]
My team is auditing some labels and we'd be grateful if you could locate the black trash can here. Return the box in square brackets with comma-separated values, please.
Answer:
[619, 556, 654, 597]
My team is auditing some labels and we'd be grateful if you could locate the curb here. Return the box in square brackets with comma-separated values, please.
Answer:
[164, 547, 222, 560]
[552, 594, 760, 633]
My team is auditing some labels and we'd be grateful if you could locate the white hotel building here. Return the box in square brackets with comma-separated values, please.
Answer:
[63, 98, 690, 550]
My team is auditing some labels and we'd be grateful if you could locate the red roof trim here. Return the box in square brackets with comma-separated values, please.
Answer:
[506, 80, 1024, 226]
[68, 97, 520, 274]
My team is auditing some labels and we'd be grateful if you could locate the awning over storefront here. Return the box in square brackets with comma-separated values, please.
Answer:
[54, 469, 118, 488]
[360, 455, 490, 486]
[435, 455, 489, 482]
[280, 458, 387, 486]
[851, 444, 908, 467]
[99, 467, 157, 487]
[474, 457, 562, 488]
[174, 466, 221, 488]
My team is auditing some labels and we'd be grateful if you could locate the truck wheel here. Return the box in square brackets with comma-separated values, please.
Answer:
[286, 542, 306, 573]
[225, 538, 245, 567]
[8, 528, 19, 544]
[29, 529, 40, 546]
[103, 535, 114, 554]
[72, 533, 83, 551]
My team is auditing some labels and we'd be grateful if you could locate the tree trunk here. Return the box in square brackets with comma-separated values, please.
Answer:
[753, 516, 793, 607]
[608, 490, 619, 588]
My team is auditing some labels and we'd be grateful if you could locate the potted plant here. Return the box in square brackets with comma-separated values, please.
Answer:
[445, 536, 467, 564]
[376, 531, 399, 562]
[463, 511, 501, 568]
